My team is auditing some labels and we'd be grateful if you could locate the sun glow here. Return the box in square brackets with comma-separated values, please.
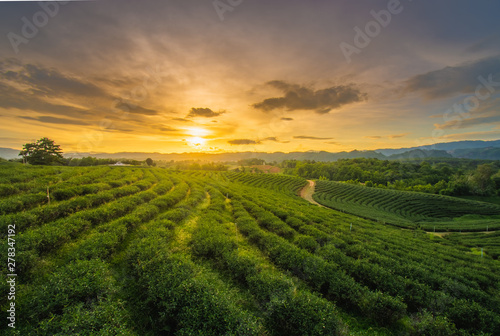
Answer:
[187, 136, 207, 147]
[186, 127, 210, 137]
[183, 127, 210, 148]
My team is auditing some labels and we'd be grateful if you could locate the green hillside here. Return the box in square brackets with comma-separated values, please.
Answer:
[314, 180, 500, 232]
[1, 164, 499, 335]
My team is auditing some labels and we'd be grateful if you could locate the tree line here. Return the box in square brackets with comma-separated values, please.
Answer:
[15, 138, 155, 167]
[280, 158, 500, 196]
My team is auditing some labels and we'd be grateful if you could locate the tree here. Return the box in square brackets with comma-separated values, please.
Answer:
[19, 137, 64, 165]
[238, 158, 265, 166]
[145, 158, 155, 166]
[469, 164, 496, 195]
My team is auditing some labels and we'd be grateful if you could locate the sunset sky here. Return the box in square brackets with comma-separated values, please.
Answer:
[1, 0, 500, 154]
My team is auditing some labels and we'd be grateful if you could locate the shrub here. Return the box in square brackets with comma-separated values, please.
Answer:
[52, 188, 77, 201]
[295, 234, 320, 253]
[447, 299, 500, 333]
[406, 310, 457, 336]
[0, 184, 18, 196]
[17, 259, 133, 334]
[266, 291, 341, 336]
[191, 220, 238, 259]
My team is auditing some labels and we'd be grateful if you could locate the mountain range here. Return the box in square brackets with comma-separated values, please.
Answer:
[2, 139, 500, 162]
[374, 139, 500, 156]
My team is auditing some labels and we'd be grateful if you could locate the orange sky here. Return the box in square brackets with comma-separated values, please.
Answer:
[1, 1, 500, 154]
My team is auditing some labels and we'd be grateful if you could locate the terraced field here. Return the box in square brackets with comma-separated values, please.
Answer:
[444, 231, 500, 260]
[1, 164, 499, 335]
[313, 180, 500, 232]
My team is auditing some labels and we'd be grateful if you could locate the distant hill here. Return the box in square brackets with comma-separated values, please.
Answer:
[387, 149, 453, 160]
[2, 139, 500, 162]
[451, 147, 500, 160]
[63, 150, 386, 162]
[0, 148, 20, 160]
[376, 140, 500, 156]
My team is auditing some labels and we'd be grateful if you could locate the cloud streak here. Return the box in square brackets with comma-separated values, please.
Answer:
[0, 81, 90, 118]
[19, 116, 90, 126]
[403, 55, 500, 99]
[293, 135, 334, 140]
[434, 115, 500, 130]
[364, 134, 408, 140]
[439, 130, 500, 140]
[114, 101, 158, 115]
[388, 134, 408, 139]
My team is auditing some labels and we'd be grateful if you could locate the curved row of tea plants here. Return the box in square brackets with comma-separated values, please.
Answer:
[313, 180, 500, 231]
[445, 231, 500, 260]
[222, 181, 500, 334]
[226, 172, 307, 194]
[5, 168, 194, 334]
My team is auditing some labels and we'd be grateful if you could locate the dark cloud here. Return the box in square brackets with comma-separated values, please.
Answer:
[0, 60, 108, 99]
[263, 137, 278, 142]
[91, 75, 142, 89]
[325, 141, 340, 145]
[293, 135, 334, 140]
[281, 117, 294, 121]
[403, 56, 500, 99]
[253, 81, 366, 114]
[228, 139, 261, 145]
[434, 115, 500, 130]
[19, 116, 89, 126]
[0, 60, 108, 121]
[172, 118, 192, 122]
[388, 133, 408, 139]
[114, 101, 158, 115]
[0, 81, 90, 118]
[159, 126, 178, 132]
[187, 107, 225, 118]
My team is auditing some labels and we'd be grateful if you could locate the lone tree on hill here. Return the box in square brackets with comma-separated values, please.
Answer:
[19, 137, 64, 165]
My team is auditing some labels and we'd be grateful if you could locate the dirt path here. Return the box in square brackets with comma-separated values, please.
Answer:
[429, 230, 497, 238]
[300, 180, 325, 207]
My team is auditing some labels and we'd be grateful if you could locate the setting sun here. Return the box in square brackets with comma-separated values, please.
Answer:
[186, 127, 210, 137]
[187, 136, 207, 147]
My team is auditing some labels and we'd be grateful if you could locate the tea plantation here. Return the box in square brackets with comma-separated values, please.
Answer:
[1, 164, 499, 335]
[314, 180, 500, 232]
